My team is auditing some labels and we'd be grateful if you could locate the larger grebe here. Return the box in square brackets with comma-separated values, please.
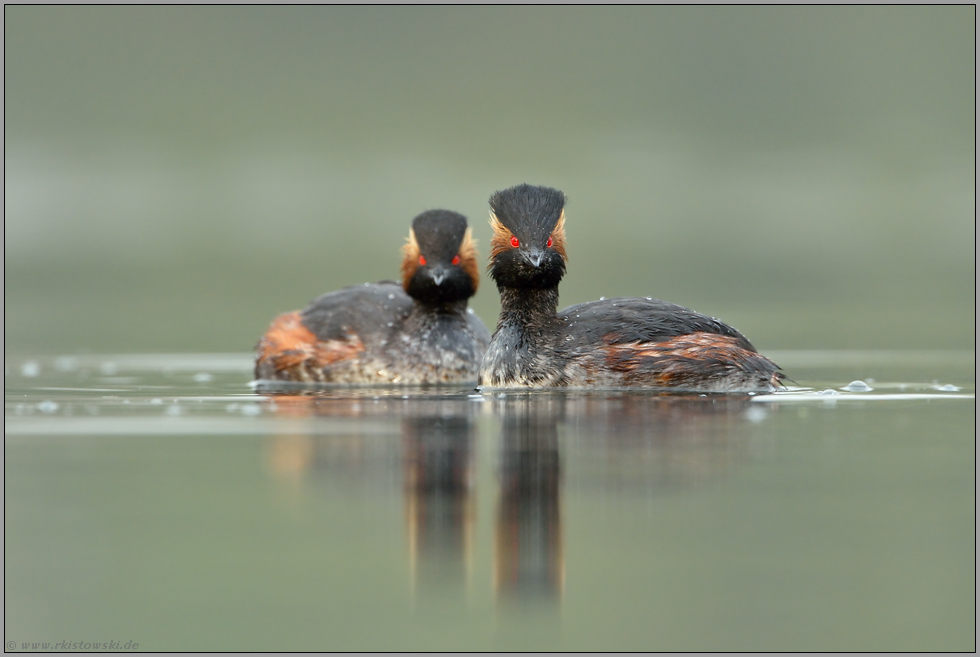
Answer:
[479, 184, 783, 391]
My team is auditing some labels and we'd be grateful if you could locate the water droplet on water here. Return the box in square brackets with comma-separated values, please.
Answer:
[841, 380, 873, 392]
[193, 372, 213, 383]
[599, 296, 606, 301]
[387, 294, 395, 300]
[37, 400, 59, 413]
[816, 389, 840, 396]
[55, 357, 79, 372]
[386, 322, 393, 327]
[935, 384, 962, 392]
[21, 361, 40, 377]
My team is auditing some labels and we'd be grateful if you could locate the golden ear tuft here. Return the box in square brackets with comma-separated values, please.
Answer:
[400, 228, 421, 290]
[550, 209, 568, 262]
[458, 227, 480, 293]
[489, 212, 515, 264]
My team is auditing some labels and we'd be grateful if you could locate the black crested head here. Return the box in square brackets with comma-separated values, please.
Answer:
[401, 209, 480, 304]
[412, 210, 467, 262]
[489, 184, 566, 245]
[488, 184, 568, 290]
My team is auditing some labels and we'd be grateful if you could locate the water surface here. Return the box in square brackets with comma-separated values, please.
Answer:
[4, 351, 975, 651]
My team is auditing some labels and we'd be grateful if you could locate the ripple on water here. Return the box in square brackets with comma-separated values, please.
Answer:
[239, 403, 262, 416]
[841, 380, 873, 392]
[4, 352, 973, 434]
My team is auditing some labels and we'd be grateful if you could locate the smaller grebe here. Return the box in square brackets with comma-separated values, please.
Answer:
[479, 184, 784, 391]
[255, 210, 491, 384]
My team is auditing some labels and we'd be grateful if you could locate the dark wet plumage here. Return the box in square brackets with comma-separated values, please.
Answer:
[480, 184, 784, 391]
[255, 210, 491, 384]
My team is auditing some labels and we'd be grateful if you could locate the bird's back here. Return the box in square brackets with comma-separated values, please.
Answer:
[557, 297, 781, 391]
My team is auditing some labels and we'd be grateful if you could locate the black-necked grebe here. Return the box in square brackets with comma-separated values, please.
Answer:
[479, 184, 783, 391]
[255, 210, 491, 383]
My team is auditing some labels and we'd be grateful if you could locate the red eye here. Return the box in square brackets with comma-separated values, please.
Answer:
[451, 255, 460, 265]
[418, 255, 426, 266]
[546, 236, 553, 248]
[510, 236, 520, 248]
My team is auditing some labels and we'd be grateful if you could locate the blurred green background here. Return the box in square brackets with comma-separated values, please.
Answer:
[5, 6, 975, 355]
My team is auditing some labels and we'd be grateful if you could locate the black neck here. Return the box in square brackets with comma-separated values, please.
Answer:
[497, 285, 560, 327]
[409, 299, 469, 318]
